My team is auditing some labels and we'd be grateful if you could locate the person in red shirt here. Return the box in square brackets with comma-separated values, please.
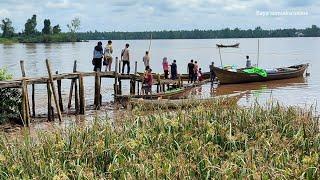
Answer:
[142, 68, 153, 95]
[145, 69, 153, 94]
[198, 68, 203, 81]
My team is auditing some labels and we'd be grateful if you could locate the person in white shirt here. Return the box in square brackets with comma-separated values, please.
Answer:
[143, 51, 150, 68]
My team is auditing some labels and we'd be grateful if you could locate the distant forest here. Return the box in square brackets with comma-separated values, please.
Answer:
[78, 25, 320, 40]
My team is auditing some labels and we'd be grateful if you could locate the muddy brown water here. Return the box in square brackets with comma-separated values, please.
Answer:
[0, 38, 319, 135]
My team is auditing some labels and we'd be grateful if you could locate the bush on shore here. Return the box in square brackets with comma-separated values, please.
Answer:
[0, 100, 319, 179]
[0, 68, 22, 124]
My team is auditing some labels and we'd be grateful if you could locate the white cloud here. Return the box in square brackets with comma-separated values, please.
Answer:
[0, 9, 10, 18]
[46, 0, 83, 9]
[0, 0, 318, 32]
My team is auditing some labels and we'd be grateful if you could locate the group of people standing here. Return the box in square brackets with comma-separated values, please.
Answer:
[92, 41, 131, 74]
[92, 41, 209, 95]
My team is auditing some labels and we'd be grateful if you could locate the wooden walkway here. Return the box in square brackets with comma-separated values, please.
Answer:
[0, 58, 190, 126]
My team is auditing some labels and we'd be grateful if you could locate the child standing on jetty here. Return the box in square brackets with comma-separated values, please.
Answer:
[162, 57, 169, 79]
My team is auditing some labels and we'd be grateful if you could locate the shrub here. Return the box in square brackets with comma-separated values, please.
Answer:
[0, 68, 22, 124]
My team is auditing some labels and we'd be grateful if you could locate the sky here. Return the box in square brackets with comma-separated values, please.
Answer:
[0, 0, 319, 32]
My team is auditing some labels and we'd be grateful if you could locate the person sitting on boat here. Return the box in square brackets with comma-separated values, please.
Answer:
[141, 66, 150, 95]
[198, 68, 204, 81]
[187, 59, 195, 83]
[170, 60, 178, 80]
[209, 61, 216, 83]
[144, 68, 153, 95]
[193, 61, 199, 81]
[162, 57, 169, 79]
[246, 55, 251, 68]
[143, 51, 150, 69]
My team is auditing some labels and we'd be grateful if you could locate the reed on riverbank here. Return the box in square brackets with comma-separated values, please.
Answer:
[0, 99, 319, 179]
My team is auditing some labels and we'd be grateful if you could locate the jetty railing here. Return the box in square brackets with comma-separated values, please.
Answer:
[0, 58, 187, 126]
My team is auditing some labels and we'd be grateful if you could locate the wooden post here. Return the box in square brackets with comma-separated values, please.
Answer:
[133, 61, 137, 94]
[74, 78, 79, 114]
[94, 71, 101, 109]
[45, 59, 62, 122]
[68, 60, 77, 109]
[21, 79, 30, 126]
[137, 81, 140, 95]
[157, 74, 161, 93]
[31, 84, 35, 117]
[79, 74, 85, 114]
[114, 57, 119, 96]
[20, 60, 31, 116]
[56, 71, 64, 112]
[47, 81, 52, 121]
[118, 79, 122, 95]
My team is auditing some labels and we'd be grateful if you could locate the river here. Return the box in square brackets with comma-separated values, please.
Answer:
[0, 38, 319, 116]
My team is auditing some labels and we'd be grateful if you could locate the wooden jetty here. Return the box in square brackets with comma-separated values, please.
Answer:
[0, 58, 213, 126]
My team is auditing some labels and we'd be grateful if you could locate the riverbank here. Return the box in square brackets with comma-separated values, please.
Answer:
[0, 38, 19, 44]
[0, 99, 318, 179]
[0, 34, 80, 44]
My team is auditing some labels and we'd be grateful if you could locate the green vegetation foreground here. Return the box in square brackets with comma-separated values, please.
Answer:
[0, 100, 319, 179]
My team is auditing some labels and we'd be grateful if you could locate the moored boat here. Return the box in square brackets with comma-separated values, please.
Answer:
[216, 43, 240, 48]
[213, 64, 309, 84]
[114, 80, 210, 106]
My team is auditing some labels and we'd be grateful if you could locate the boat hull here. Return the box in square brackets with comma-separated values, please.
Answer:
[213, 64, 308, 84]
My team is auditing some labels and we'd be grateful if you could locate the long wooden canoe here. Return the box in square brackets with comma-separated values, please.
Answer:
[137, 72, 212, 82]
[216, 43, 240, 48]
[213, 64, 309, 84]
[115, 80, 210, 107]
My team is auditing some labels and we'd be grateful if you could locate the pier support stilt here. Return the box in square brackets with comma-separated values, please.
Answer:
[47, 81, 52, 122]
[45, 59, 62, 122]
[21, 79, 30, 126]
[68, 60, 77, 109]
[56, 71, 64, 112]
[94, 71, 101, 109]
[79, 74, 85, 115]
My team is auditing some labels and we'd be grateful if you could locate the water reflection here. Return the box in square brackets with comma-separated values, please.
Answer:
[214, 77, 306, 96]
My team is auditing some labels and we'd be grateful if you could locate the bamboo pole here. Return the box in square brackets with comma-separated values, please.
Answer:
[218, 47, 223, 68]
[56, 71, 64, 112]
[79, 74, 85, 115]
[45, 59, 62, 122]
[68, 60, 77, 109]
[257, 39, 260, 67]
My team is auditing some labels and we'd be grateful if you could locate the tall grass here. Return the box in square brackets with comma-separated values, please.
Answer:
[0, 100, 319, 179]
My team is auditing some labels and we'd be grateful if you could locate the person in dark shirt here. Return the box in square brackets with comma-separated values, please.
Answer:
[187, 59, 195, 83]
[209, 61, 216, 83]
[171, 60, 177, 80]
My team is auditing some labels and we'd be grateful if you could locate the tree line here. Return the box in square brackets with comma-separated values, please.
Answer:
[1, 15, 320, 42]
[77, 25, 320, 40]
[0, 15, 80, 43]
